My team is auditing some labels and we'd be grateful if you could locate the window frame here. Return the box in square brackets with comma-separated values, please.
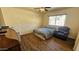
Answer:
[48, 14, 67, 26]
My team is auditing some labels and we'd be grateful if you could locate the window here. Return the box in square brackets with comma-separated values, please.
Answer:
[48, 15, 66, 26]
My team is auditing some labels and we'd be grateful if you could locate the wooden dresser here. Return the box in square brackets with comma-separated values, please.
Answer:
[0, 27, 21, 51]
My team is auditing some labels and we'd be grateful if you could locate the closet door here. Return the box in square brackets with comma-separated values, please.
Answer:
[73, 32, 79, 51]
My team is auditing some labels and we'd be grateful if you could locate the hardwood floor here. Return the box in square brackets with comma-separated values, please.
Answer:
[21, 33, 74, 51]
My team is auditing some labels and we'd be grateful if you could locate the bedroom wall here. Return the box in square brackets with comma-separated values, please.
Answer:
[43, 8, 79, 39]
[0, 8, 5, 26]
[1, 7, 42, 35]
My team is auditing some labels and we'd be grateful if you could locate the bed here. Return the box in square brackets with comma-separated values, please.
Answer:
[33, 26, 57, 40]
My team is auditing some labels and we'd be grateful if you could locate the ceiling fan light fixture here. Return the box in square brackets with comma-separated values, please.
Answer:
[39, 8, 45, 12]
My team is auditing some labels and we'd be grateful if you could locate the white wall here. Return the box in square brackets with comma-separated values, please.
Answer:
[1, 7, 42, 35]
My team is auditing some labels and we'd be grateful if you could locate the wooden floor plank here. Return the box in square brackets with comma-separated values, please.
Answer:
[21, 33, 74, 51]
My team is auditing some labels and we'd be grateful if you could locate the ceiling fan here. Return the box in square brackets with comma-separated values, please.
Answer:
[34, 7, 51, 12]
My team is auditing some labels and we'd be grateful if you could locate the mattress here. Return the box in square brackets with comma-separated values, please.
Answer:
[34, 27, 55, 40]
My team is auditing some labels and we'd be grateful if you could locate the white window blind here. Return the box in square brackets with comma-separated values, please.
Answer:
[48, 15, 66, 26]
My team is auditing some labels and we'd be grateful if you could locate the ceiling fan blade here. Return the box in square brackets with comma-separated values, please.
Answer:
[34, 7, 50, 12]
[45, 8, 48, 11]
[45, 7, 51, 8]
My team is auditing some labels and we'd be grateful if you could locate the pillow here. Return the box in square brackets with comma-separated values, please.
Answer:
[58, 26, 70, 31]
[45, 25, 57, 29]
